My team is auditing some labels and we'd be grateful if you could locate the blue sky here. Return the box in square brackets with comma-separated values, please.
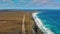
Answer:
[0, 0, 60, 9]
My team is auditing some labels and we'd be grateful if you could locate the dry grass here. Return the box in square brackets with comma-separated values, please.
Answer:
[25, 12, 34, 34]
[0, 11, 43, 34]
[0, 12, 23, 34]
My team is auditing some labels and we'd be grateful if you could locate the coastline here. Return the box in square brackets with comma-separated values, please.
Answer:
[0, 10, 55, 34]
[32, 12, 54, 34]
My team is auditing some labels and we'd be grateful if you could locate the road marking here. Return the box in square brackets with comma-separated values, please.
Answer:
[22, 15, 26, 34]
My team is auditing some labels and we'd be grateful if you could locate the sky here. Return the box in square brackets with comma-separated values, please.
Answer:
[0, 0, 60, 9]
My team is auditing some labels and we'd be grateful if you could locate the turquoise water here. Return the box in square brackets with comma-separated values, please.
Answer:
[37, 10, 60, 34]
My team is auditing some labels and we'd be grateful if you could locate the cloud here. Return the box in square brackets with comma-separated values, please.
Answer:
[29, 0, 48, 4]
[28, 0, 60, 8]
[0, 0, 13, 3]
[0, 0, 60, 9]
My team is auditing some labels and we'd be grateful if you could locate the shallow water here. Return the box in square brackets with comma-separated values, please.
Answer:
[37, 10, 60, 34]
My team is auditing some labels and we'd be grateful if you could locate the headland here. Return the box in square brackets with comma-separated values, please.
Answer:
[0, 10, 43, 34]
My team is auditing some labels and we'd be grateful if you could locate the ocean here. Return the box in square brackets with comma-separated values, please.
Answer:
[36, 10, 60, 34]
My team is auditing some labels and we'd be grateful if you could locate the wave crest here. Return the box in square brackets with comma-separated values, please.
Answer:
[32, 12, 54, 34]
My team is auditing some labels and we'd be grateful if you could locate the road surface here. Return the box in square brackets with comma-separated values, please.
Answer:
[22, 15, 26, 34]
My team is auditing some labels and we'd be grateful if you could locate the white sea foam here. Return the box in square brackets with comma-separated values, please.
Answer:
[32, 12, 54, 34]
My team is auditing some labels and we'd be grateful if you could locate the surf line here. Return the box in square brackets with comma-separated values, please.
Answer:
[22, 15, 26, 34]
[32, 12, 54, 34]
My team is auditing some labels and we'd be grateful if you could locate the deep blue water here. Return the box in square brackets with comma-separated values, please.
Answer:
[37, 10, 60, 34]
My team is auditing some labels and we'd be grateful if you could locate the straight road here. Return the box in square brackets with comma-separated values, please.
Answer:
[22, 15, 26, 34]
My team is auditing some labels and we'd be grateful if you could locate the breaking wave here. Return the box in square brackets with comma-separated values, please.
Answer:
[32, 12, 54, 34]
